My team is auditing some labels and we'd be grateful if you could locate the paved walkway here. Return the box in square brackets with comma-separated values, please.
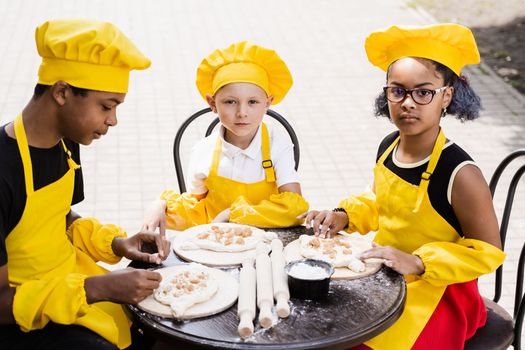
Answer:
[1, 0, 524, 344]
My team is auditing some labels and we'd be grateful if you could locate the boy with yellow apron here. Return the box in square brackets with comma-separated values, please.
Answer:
[300, 24, 506, 349]
[143, 41, 309, 232]
[0, 20, 170, 349]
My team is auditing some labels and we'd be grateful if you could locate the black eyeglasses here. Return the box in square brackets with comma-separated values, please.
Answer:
[383, 86, 448, 105]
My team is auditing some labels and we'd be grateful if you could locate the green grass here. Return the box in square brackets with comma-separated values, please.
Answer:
[510, 80, 525, 93]
[492, 51, 511, 59]
[478, 66, 490, 75]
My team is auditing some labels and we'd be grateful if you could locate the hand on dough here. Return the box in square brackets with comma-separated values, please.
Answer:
[191, 173, 208, 196]
[212, 208, 231, 223]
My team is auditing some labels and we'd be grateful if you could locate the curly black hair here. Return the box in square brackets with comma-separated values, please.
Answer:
[374, 59, 482, 121]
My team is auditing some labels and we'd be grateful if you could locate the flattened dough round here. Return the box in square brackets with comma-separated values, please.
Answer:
[283, 234, 383, 280]
[173, 223, 271, 267]
[137, 265, 238, 319]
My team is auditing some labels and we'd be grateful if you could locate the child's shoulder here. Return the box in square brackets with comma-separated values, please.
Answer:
[439, 141, 474, 165]
[265, 121, 293, 148]
[192, 131, 220, 152]
[376, 131, 399, 161]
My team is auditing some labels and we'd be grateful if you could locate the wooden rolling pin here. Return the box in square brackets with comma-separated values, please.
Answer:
[237, 258, 256, 338]
[256, 243, 273, 328]
[270, 239, 290, 318]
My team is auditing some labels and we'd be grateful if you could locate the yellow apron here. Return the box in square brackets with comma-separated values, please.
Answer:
[163, 123, 308, 229]
[6, 114, 131, 348]
[365, 129, 466, 349]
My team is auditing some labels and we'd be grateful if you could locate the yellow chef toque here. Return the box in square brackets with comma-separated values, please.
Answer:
[365, 23, 480, 75]
[196, 41, 292, 105]
[36, 19, 151, 93]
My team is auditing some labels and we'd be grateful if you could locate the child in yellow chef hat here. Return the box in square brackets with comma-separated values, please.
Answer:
[300, 23, 505, 350]
[143, 41, 309, 232]
[0, 19, 170, 350]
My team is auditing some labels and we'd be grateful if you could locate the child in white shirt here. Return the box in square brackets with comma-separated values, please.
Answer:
[143, 41, 309, 232]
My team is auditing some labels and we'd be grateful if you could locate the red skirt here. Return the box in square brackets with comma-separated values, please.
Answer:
[348, 280, 486, 350]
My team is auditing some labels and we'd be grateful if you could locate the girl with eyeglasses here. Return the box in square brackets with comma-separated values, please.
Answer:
[300, 23, 505, 349]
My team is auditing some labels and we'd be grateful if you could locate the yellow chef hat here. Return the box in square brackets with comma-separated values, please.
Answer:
[365, 23, 480, 76]
[196, 41, 292, 105]
[36, 19, 151, 93]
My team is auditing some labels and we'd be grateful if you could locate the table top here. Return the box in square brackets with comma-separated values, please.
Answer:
[126, 226, 406, 350]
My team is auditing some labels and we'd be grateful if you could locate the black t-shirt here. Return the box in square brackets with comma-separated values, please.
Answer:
[0, 124, 84, 265]
[376, 131, 474, 236]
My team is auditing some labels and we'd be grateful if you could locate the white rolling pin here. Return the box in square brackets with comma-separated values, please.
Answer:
[237, 258, 256, 338]
[270, 239, 290, 318]
[256, 243, 273, 328]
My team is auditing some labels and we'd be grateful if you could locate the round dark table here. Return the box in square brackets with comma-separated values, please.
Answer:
[126, 227, 406, 350]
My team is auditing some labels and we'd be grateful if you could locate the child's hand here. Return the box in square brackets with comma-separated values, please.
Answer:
[85, 268, 162, 304]
[190, 172, 208, 196]
[112, 232, 171, 264]
[142, 199, 166, 236]
[212, 208, 230, 223]
[358, 242, 425, 276]
[297, 210, 349, 238]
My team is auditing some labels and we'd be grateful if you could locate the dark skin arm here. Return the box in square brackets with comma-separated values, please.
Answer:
[359, 164, 501, 274]
[0, 264, 15, 324]
[68, 208, 171, 262]
[300, 165, 502, 276]
[449, 165, 501, 247]
[0, 231, 170, 324]
[85, 229, 169, 303]
[66, 210, 81, 229]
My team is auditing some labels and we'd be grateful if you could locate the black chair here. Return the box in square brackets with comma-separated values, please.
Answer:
[172, 107, 300, 193]
[465, 149, 525, 350]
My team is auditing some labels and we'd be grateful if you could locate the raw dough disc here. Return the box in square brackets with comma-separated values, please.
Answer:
[137, 264, 238, 319]
[173, 223, 272, 267]
[283, 234, 382, 280]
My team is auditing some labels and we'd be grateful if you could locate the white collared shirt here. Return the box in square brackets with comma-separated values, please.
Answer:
[186, 123, 299, 191]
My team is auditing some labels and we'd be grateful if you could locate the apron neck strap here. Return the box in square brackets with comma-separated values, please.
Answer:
[378, 134, 401, 165]
[261, 123, 276, 183]
[210, 136, 222, 177]
[14, 114, 34, 195]
[209, 123, 276, 182]
[413, 128, 446, 212]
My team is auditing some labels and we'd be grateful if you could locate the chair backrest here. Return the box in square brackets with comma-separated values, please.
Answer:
[172, 107, 300, 193]
[488, 149, 525, 347]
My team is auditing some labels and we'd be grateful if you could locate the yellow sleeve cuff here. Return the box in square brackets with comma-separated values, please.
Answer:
[161, 190, 209, 230]
[230, 192, 309, 228]
[414, 238, 506, 286]
[67, 218, 127, 264]
[339, 190, 378, 234]
[14, 273, 89, 331]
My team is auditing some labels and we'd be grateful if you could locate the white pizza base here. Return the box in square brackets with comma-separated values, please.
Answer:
[173, 223, 273, 267]
[283, 234, 383, 280]
[137, 264, 238, 319]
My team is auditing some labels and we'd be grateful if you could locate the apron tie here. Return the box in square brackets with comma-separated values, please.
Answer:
[413, 129, 446, 213]
[260, 123, 276, 183]
[60, 140, 81, 170]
